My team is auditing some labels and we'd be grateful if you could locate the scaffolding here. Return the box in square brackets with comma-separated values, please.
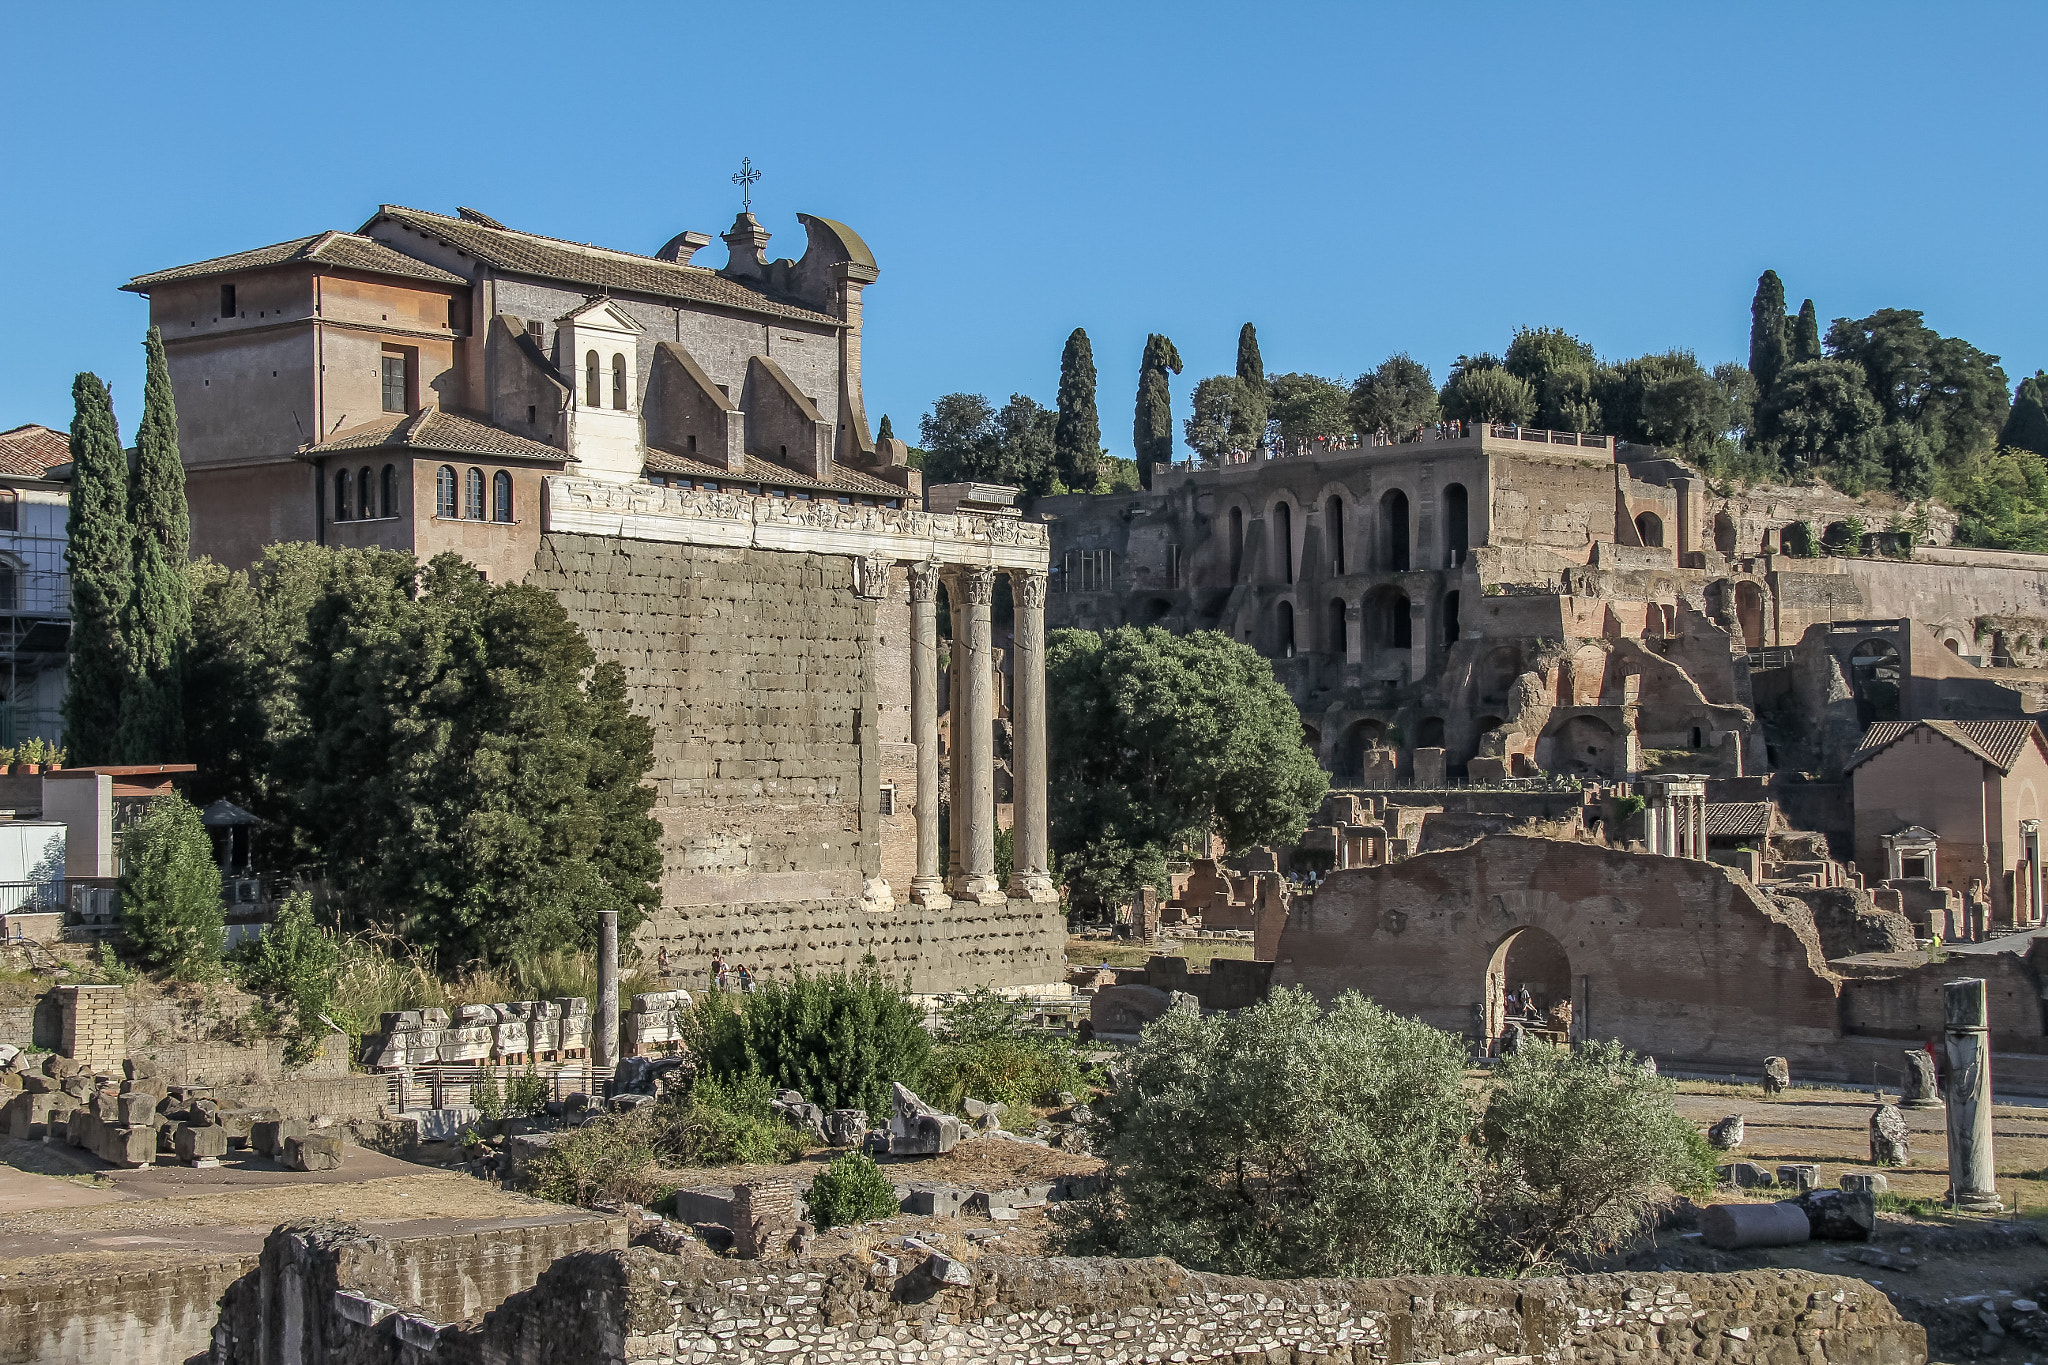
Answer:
[0, 499, 70, 748]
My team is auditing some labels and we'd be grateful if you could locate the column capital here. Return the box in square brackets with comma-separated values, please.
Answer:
[908, 561, 941, 603]
[950, 564, 996, 605]
[1008, 568, 1048, 609]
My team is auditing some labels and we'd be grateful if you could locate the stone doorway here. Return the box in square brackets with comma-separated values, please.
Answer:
[1483, 924, 1573, 1051]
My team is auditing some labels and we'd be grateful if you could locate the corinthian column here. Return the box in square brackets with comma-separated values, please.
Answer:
[1007, 569, 1056, 901]
[948, 566, 1003, 903]
[908, 563, 949, 908]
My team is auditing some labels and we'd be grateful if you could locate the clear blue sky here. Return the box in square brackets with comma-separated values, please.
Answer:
[4, 2, 2043, 458]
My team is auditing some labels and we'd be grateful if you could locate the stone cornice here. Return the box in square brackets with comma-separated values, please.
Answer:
[543, 475, 1050, 570]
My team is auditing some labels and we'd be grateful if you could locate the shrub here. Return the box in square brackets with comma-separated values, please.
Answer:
[231, 891, 340, 1065]
[522, 1107, 666, 1207]
[1477, 1038, 1718, 1271]
[1061, 987, 1478, 1278]
[663, 1072, 809, 1166]
[805, 1150, 899, 1229]
[120, 793, 225, 979]
[923, 986, 1084, 1115]
[683, 966, 930, 1117]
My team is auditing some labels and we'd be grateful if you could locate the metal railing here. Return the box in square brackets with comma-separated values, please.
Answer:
[383, 1060, 621, 1114]
[1746, 647, 1795, 672]
[0, 879, 64, 914]
[1487, 424, 1612, 449]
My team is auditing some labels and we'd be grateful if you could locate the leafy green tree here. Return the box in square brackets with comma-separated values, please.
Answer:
[1054, 328, 1103, 489]
[1439, 367, 1535, 425]
[682, 966, 931, 1117]
[1824, 309, 2009, 470]
[2000, 373, 2048, 457]
[1046, 626, 1327, 908]
[1790, 299, 1822, 363]
[1265, 373, 1351, 450]
[185, 546, 660, 963]
[1350, 353, 1440, 438]
[1504, 326, 1597, 387]
[1940, 446, 2048, 552]
[1478, 1039, 1717, 1270]
[876, 414, 894, 443]
[1749, 269, 1789, 400]
[63, 373, 131, 764]
[1758, 359, 1887, 490]
[917, 392, 1057, 496]
[232, 890, 340, 1065]
[1183, 375, 1258, 465]
[1133, 334, 1183, 489]
[1235, 323, 1268, 451]
[121, 791, 224, 979]
[119, 326, 192, 761]
[805, 1150, 901, 1229]
[1059, 988, 1478, 1278]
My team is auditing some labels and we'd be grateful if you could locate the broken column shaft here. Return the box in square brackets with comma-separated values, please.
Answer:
[1943, 976, 1998, 1212]
[595, 911, 620, 1071]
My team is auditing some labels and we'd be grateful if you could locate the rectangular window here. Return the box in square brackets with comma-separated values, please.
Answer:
[1064, 548, 1113, 592]
[220, 283, 236, 318]
[1166, 544, 1182, 587]
[879, 785, 897, 817]
[381, 354, 408, 413]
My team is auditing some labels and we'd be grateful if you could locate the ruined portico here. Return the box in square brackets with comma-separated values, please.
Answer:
[540, 475, 1062, 989]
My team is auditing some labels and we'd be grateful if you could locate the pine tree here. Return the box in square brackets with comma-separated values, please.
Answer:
[1133, 334, 1183, 490]
[1790, 299, 1822, 364]
[62, 373, 131, 763]
[117, 326, 191, 761]
[1054, 328, 1102, 490]
[1749, 270, 1789, 401]
[1235, 323, 1269, 452]
[877, 414, 894, 443]
[2001, 373, 2048, 457]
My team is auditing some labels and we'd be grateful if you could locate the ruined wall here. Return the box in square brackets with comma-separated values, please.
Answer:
[532, 533, 880, 911]
[241, 1233, 1925, 1365]
[0, 1254, 257, 1365]
[1839, 948, 2046, 1055]
[1268, 836, 1849, 1074]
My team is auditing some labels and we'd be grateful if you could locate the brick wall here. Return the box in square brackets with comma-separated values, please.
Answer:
[0, 1253, 256, 1365]
[58, 985, 123, 1072]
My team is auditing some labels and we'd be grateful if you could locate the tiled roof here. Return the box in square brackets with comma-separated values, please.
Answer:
[1845, 719, 2044, 774]
[367, 206, 842, 327]
[306, 408, 571, 466]
[124, 231, 467, 290]
[0, 424, 70, 478]
[1704, 802, 1772, 838]
[644, 446, 908, 500]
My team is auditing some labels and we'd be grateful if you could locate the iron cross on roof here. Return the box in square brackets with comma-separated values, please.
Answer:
[732, 157, 761, 213]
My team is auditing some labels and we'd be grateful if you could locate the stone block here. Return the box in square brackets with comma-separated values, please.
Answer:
[99, 1123, 158, 1168]
[441, 1025, 494, 1064]
[1776, 1163, 1819, 1192]
[420, 1008, 450, 1029]
[1718, 1161, 1774, 1189]
[415, 1107, 479, 1142]
[3, 1091, 54, 1139]
[1839, 1171, 1889, 1194]
[1701, 1201, 1812, 1250]
[900, 1184, 973, 1217]
[284, 1130, 345, 1171]
[175, 1122, 229, 1164]
[215, 1107, 276, 1148]
[253, 1117, 309, 1159]
[117, 1093, 161, 1126]
[490, 1021, 528, 1060]
[526, 1017, 561, 1056]
[379, 1010, 423, 1034]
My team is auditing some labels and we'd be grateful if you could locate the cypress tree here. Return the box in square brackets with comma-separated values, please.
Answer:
[1791, 299, 1822, 364]
[1054, 328, 1102, 490]
[1749, 270, 1788, 400]
[117, 326, 191, 761]
[877, 414, 894, 443]
[2000, 373, 2048, 457]
[1235, 322, 1269, 452]
[62, 373, 131, 763]
[1132, 334, 1182, 490]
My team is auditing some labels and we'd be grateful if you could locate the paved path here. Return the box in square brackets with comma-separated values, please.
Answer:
[1948, 925, 2048, 955]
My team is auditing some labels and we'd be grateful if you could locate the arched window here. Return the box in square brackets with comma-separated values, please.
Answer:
[493, 470, 514, 523]
[611, 353, 628, 410]
[1443, 483, 1469, 567]
[1635, 511, 1664, 548]
[1329, 599, 1348, 657]
[381, 464, 397, 517]
[1326, 495, 1345, 575]
[1275, 600, 1295, 657]
[334, 469, 351, 521]
[1442, 590, 1461, 645]
[358, 466, 373, 520]
[1379, 489, 1410, 571]
[1228, 507, 1245, 583]
[585, 350, 601, 407]
[435, 465, 458, 518]
[0, 490, 17, 533]
[1273, 502, 1293, 583]
[465, 468, 486, 520]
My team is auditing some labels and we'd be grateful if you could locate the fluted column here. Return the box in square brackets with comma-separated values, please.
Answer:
[908, 563, 949, 907]
[947, 566, 1003, 903]
[946, 578, 965, 889]
[1007, 569, 1056, 902]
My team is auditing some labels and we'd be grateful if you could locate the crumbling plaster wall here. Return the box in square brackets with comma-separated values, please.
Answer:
[1267, 836, 1848, 1074]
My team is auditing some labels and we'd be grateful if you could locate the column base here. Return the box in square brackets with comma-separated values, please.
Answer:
[952, 874, 1008, 905]
[910, 878, 952, 909]
[1006, 872, 1059, 904]
[1949, 1190, 2002, 1212]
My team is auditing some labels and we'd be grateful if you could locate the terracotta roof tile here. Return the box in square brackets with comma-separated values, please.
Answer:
[644, 446, 908, 500]
[1845, 719, 2044, 774]
[124, 231, 466, 290]
[368, 206, 840, 327]
[307, 408, 571, 465]
[1704, 802, 1772, 837]
[0, 425, 70, 478]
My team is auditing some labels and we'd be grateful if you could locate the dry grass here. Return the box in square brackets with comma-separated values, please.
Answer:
[329, 932, 650, 1036]
[1067, 936, 1254, 971]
